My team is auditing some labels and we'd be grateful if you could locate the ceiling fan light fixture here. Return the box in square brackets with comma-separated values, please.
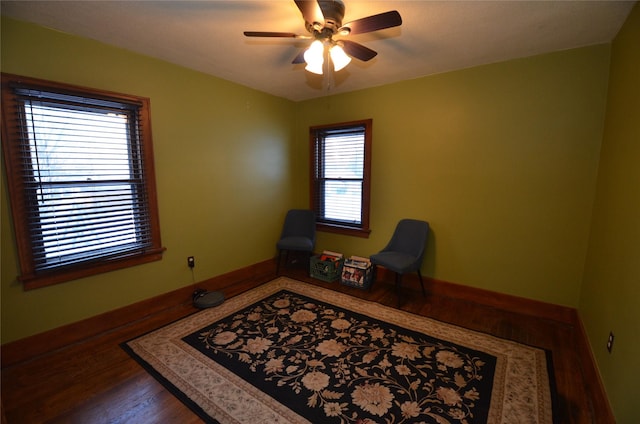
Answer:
[305, 61, 324, 75]
[330, 44, 351, 71]
[304, 40, 324, 74]
[244, 1, 403, 77]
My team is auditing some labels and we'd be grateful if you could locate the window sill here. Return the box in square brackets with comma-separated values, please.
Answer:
[20, 248, 166, 290]
[317, 223, 371, 238]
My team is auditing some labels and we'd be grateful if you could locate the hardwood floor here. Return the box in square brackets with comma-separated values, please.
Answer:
[1, 266, 608, 423]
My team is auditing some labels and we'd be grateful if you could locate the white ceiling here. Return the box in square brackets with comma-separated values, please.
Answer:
[1, 1, 635, 101]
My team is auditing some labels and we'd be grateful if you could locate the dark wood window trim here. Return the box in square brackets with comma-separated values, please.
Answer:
[1, 73, 164, 290]
[309, 119, 372, 238]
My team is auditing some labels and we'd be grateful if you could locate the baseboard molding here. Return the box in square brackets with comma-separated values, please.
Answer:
[376, 268, 614, 421]
[0, 263, 583, 366]
[574, 311, 616, 423]
[375, 268, 577, 324]
[0, 260, 614, 423]
[0, 259, 275, 369]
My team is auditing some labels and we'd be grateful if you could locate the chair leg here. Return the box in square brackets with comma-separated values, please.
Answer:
[369, 265, 377, 292]
[417, 269, 426, 297]
[276, 250, 283, 275]
[306, 251, 312, 277]
[396, 273, 403, 308]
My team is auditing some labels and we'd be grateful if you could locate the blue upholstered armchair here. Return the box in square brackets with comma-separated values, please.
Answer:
[370, 219, 429, 306]
[276, 209, 316, 275]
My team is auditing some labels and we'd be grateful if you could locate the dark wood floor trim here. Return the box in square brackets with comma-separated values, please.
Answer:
[0, 259, 275, 369]
[1, 260, 614, 423]
[376, 268, 577, 325]
[0, 264, 580, 366]
[574, 311, 616, 422]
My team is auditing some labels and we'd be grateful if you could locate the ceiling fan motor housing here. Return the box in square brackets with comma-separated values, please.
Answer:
[313, 0, 346, 33]
[245, 0, 401, 64]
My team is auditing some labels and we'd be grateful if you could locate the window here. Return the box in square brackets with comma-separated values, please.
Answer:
[310, 119, 372, 237]
[1, 74, 164, 289]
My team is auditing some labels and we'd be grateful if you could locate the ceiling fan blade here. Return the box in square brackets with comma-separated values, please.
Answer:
[340, 40, 377, 62]
[294, 0, 324, 26]
[292, 50, 306, 64]
[340, 10, 402, 35]
[244, 31, 306, 38]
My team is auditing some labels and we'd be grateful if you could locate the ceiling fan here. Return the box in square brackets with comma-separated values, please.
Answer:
[243, 0, 402, 75]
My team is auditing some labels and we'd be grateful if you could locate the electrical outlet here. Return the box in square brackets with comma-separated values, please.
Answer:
[187, 256, 195, 269]
[606, 331, 614, 353]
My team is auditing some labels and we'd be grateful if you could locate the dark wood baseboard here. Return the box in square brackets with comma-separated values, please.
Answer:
[379, 269, 577, 325]
[574, 312, 616, 422]
[0, 259, 275, 369]
[1, 260, 614, 422]
[375, 268, 615, 422]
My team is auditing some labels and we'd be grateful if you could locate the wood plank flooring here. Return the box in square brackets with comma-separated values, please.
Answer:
[1, 267, 606, 423]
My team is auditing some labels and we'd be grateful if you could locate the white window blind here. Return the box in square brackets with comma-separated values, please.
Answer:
[2, 76, 163, 287]
[315, 129, 364, 224]
[311, 120, 371, 236]
[16, 89, 151, 271]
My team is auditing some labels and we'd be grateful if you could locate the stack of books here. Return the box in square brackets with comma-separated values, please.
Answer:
[311, 250, 345, 282]
[345, 255, 371, 268]
[319, 250, 343, 262]
[341, 255, 373, 289]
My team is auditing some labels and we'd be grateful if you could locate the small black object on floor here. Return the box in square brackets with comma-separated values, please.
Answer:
[192, 289, 225, 309]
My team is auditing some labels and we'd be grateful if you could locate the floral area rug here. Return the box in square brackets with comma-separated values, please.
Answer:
[122, 277, 555, 424]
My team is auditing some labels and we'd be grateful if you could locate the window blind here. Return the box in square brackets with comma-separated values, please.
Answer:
[8, 85, 153, 272]
[312, 125, 366, 226]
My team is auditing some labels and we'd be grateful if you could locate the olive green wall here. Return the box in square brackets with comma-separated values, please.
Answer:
[1, 17, 613, 343]
[2, 11, 637, 421]
[1, 17, 297, 343]
[579, 4, 640, 423]
[296, 45, 610, 307]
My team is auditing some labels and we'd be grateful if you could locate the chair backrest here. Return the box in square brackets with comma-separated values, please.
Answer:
[383, 219, 429, 260]
[280, 209, 316, 241]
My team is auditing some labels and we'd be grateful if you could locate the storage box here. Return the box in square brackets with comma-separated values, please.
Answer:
[310, 252, 344, 282]
[341, 256, 373, 289]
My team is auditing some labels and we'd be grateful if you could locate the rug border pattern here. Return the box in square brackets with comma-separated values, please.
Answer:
[123, 277, 553, 424]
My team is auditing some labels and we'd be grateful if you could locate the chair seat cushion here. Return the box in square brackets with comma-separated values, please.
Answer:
[370, 251, 418, 274]
[277, 236, 314, 252]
